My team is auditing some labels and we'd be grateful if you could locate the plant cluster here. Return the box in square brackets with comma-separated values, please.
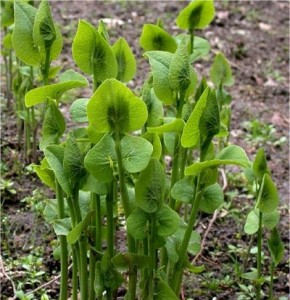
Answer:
[3, 0, 285, 299]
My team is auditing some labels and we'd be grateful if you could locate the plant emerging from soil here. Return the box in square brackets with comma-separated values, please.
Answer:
[7, 0, 285, 299]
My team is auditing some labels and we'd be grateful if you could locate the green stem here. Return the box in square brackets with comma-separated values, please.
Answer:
[56, 181, 68, 300]
[269, 261, 274, 300]
[72, 248, 78, 300]
[73, 187, 88, 300]
[148, 215, 157, 299]
[171, 177, 203, 295]
[42, 47, 51, 86]
[189, 28, 195, 55]
[114, 131, 137, 300]
[256, 210, 263, 300]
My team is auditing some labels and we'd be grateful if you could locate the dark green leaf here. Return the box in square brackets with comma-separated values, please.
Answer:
[268, 227, 284, 266]
[253, 148, 270, 181]
[156, 205, 179, 237]
[126, 208, 149, 240]
[200, 183, 224, 214]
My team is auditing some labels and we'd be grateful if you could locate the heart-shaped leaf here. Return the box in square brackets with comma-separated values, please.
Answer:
[185, 145, 250, 176]
[121, 135, 153, 173]
[87, 78, 148, 133]
[171, 176, 194, 203]
[176, 0, 215, 30]
[72, 19, 117, 80]
[69, 98, 89, 123]
[84, 133, 117, 183]
[12, 1, 40, 66]
[32, 158, 55, 190]
[200, 183, 224, 214]
[135, 159, 165, 213]
[25, 69, 88, 107]
[256, 174, 279, 214]
[126, 208, 149, 240]
[112, 37, 136, 82]
[156, 204, 179, 237]
[181, 87, 209, 148]
[140, 24, 177, 53]
[210, 52, 234, 87]
[44, 145, 71, 196]
[267, 227, 284, 266]
[52, 218, 71, 236]
[33, 0, 63, 62]
[145, 51, 175, 104]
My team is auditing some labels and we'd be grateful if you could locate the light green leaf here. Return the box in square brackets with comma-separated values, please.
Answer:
[176, 0, 215, 30]
[199, 88, 220, 139]
[256, 174, 279, 214]
[12, 1, 40, 65]
[69, 98, 89, 123]
[84, 133, 117, 183]
[43, 199, 58, 223]
[190, 36, 210, 62]
[140, 24, 177, 53]
[181, 87, 209, 148]
[3, 32, 13, 50]
[171, 177, 194, 203]
[112, 37, 136, 82]
[72, 19, 117, 80]
[253, 148, 270, 181]
[142, 132, 162, 159]
[121, 135, 153, 173]
[40, 100, 65, 148]
[44, 145, 72, 196]
[263, 210, 280, 230]
[52, 218, 71, 236]
[67, 211, 93, 244]
[25, 69, 88, 107]
[33, 0, 63, 62]
[185, 145, 250, 176]
[156, 204, 179, 237]
[135, 159, 165, 213]
[81, 174, 107, 195]
[200, 183, 224, 214]
[32, 158, 55, 190]
[268, 227, 284, 266]
[63, 133, 87, 189]
[155, 277, 179, 300]
[87, 78, 148, 133]
[210, 52, 234, 87]
[148, 118, 185, 134]
[112, 253, 150, 271]
[145, 51, 175, 104]
[169, 37, 191, 91]
[126, 208, 149, 240]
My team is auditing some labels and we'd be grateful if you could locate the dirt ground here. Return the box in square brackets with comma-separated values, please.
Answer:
[1, 1, 289, 299]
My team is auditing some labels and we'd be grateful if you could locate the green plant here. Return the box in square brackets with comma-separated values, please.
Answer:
[19, 0, 285, 299]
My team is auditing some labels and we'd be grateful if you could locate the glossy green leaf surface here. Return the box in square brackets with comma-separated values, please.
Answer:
[44, 145, 72, 196]
[25, 69, 88, 107]
[112, 37, 136, 82]
[145, 51, 175, 104]
[210, 52, 234, 87]
[185, 145, 250, 176]
[268, 227, 284, 266]
[181, 88, 209, 148]
[33, 0, 63, 61]
[69, 98, 89, 123]
[72, 19, 117, 80]
[135, 159, 165, 213]
[176, 0, 215, 30]
[12, 1, 40, 66]
[121, 135, 153, 173]
[84, 134, 117, 183]
[87, 78, 148, 133]
[200, 183, 224, 214]
[140, 24, 177, 53]
[256, 174, 279, 214]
